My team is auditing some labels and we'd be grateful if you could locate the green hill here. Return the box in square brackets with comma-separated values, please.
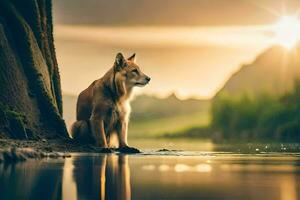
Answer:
[130, 94, 210, 137]
[215, 44, 300, 98]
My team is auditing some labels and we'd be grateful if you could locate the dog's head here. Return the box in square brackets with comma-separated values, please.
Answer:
[114, 53, 151, 87]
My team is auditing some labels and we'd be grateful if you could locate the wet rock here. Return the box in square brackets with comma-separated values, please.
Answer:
[157, 149, 181, 152]
[44, 146, 53, 152]
[157, 148, 170, 152]
[47, 152, 59, 158]
[117, 146, 141, 154]
[47, 152, 66, 158]
[46, 152, 72, 159]
[63, 153, 71, 158]
[19, 147, 43, 159]
[0, 147, 72, 163]
[2, 148, 27, 162]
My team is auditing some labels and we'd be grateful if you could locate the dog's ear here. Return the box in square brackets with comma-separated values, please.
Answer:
[128, 53, 136, 62]
[114, 52, 126, 71]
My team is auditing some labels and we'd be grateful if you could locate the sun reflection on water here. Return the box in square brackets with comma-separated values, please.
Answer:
[158, 164, 170, 172]
[142, 163, 212, 173]
[62, 157, 77, 200]
[195, 164, 212, 173]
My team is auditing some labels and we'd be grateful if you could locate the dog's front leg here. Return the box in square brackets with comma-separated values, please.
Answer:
[90, 117, 108, 148]
[117, 121, 140, 153]
[118, 121, 128, 148]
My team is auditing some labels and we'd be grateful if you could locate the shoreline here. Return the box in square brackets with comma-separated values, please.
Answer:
[0, 138, 142, 163]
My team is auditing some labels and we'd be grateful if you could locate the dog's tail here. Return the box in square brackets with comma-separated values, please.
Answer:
[70, 120, 94, 143]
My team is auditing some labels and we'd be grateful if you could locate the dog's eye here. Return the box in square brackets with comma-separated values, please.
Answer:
[131, 69, 139, 75]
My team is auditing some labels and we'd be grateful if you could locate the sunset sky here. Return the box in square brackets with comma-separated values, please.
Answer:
[53, 0, 300, 99]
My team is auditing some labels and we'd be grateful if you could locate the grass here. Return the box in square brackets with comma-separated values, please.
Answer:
[162, 125, 211, 139]
[128, 111, 210, 138]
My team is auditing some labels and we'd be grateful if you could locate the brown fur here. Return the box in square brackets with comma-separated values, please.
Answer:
[70, 53, 150, 148]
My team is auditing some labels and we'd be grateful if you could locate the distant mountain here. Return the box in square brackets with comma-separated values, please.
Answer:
[215, 44, 300, 98]
[131, 93, 209, 121]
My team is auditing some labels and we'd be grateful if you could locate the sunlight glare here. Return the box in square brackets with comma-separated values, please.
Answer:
[174, 164, 191, 172]
[273, 16, 300, 49]
[158, 164, 171, 172]
[196, 164, 212, 173]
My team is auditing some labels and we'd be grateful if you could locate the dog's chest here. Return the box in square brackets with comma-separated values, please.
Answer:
[106, 101, 130, 127]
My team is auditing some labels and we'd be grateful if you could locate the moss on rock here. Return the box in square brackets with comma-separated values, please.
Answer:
[0, 102, 28, 139]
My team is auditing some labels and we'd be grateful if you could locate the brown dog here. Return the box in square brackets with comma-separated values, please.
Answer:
[70, 53, 150, 151]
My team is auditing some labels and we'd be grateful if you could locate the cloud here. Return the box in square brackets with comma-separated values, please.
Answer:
[53, 0, 300, 26]
[55, 25, 273, 48]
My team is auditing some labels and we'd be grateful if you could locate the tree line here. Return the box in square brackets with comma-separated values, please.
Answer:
[211, 80, 300, 142]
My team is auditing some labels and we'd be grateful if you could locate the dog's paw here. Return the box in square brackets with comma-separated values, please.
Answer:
[117, 146, 141, 154]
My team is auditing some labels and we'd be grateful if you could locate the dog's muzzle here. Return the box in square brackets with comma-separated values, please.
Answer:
[135, 76, 151, 86]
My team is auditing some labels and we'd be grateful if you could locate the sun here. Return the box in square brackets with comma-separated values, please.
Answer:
[273, 16, 300, 49]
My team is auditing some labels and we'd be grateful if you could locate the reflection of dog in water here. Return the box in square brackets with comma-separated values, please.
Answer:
[72, 155, 131, 200]
[71, 53, 150, 151]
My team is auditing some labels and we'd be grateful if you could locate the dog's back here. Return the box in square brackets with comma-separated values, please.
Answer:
[70, 81, 96, 142]
[76, 80, 96, 120]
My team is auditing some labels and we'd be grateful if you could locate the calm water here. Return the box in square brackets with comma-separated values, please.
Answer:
[1, 139, 300, 200]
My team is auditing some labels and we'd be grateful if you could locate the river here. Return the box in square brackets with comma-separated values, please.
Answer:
[1, 139, 300, 200]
